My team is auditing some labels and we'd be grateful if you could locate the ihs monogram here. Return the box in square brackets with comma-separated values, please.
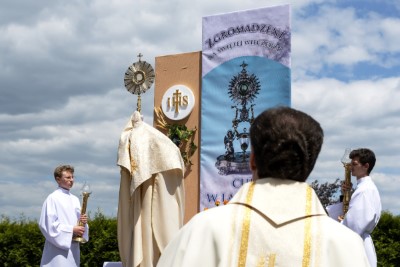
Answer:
[167, 89, 189, 114]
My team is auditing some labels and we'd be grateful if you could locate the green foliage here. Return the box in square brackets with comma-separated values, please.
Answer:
[373, 211, 400, 266]
[167, 124, 196, 143]
[1, 209, 399, 266]
[80, 210, 120, 266]
[155, 107, 198, 166]
[0, 215, 44, 267]
[167, 124, 197, 166]
[0, 212, 120, 266]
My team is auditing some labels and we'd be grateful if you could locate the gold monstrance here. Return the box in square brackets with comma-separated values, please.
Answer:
[339, 148, 352, 221]
[73, 182, 91, 243]
[124, 53, 155, 113]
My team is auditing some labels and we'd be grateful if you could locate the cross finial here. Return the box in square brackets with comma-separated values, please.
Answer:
[137, 53, 143, 62]
[240, 61, 248, 69]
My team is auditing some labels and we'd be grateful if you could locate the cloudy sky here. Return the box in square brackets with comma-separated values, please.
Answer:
[1, 0, 399, 220]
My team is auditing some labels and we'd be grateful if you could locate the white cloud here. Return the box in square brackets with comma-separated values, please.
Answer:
[293, 76, 400, 215]
[1, 0, 399, 220]
[3, 16, 75, 58]
[292, 4, 400, 77]
[327, 45, 372, 65]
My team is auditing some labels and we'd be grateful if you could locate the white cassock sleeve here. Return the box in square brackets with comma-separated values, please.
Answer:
[342, 190, 378, 235]
[39, 196, 74, 250]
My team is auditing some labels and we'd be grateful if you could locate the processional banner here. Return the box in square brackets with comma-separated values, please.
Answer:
[200, 5, 291, 210]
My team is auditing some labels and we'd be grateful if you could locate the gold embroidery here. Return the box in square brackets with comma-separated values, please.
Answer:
[257, 252, 275, 267]
[257, 255, 265, 267]
[302, 186, 312, 267]
[268, 254, 276, 267]
[128, 140, 137, 173]
[257, 254, 266, 267]
[238, 182, 255, 267]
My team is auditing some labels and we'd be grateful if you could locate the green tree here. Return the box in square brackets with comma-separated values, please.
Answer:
[80, 210, 120, 266]
[0, 212, 120, 266]
[310, 178, 341, 207]
[373, 211, 400, 266]
[0, 215, 44, 267]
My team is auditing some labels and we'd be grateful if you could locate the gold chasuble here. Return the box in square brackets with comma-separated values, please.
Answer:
[117, 111, 185, 267]
[157, 178, 369, 267]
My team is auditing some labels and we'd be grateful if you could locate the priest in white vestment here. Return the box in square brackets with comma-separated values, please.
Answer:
[39, 165, 89, 267]
[157, 107, 370, 267]
[117, 111, 185, 267]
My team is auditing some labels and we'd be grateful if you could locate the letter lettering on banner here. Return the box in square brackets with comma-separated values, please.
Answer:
[200, 5, 291, 210]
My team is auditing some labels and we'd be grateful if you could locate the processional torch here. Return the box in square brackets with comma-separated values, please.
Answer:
[73, 182, 91, 243]
[339, 148, 352, 221]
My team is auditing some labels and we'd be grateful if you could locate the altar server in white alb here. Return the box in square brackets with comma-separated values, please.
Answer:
[342, 148, 382, 267]
[157, 107, 370, 267]
[39, 165, 89, 267]
[117, 111, 185, 267]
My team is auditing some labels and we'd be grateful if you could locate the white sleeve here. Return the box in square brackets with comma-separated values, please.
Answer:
[342, 189, 378, 236]
[39, 196, 74, 250]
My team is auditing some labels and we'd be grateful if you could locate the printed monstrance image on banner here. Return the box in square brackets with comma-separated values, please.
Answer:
[200, 5, 291, 210]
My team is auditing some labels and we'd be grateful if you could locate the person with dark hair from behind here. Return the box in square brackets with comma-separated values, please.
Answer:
[342, 148, 381, 267]
[157, 106, 369, 267]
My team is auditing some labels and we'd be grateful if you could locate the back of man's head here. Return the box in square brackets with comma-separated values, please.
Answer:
[250, 106, 324, 182]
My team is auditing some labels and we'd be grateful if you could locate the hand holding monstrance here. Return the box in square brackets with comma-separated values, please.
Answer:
[73, 182, 91, 243]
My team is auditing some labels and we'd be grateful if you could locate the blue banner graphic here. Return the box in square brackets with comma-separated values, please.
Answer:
[200, 5, 291, 210]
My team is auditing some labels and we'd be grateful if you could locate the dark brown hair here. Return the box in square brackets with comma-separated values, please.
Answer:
[250, 106, 324, 182]
[350, 148, 376, 174]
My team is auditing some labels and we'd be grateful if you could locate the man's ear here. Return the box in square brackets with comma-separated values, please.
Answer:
[364, 163, 370, 173]
[250, 152, 257, 171]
